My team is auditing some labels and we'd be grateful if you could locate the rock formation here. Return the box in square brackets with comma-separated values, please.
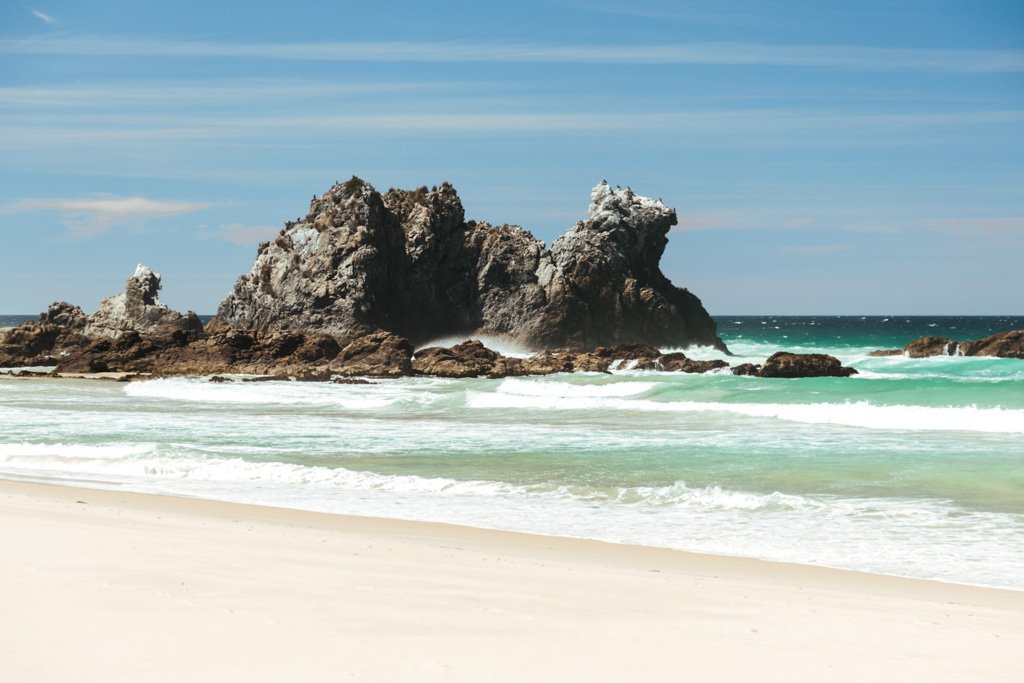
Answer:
[959, 329, 1024, 359]
[869, 330, 1024, 360]
[0, 266, 202, 370]
[84, 264, 203, 341]
[755, 352, 858, 378]
[216, 178, 727, 352]
[0, 302, 87, 366]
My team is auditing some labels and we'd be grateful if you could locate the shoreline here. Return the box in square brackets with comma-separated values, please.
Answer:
[2, 479, 1022, 681]
[4, 473, 1022, 594]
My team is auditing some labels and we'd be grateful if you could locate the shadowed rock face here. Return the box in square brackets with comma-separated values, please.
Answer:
[216, 178, 727, 352]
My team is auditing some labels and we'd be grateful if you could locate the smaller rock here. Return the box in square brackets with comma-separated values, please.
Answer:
[333, 331, 414, 377]
[867, 349, 902, 357]
[83, 264, 203, 341]
[730, 363, 760, 376]
[903, 336, 957, 358]
[656, 352, 729, 373]
[412, 340, 501, 378]
[757, 352, 857, 378]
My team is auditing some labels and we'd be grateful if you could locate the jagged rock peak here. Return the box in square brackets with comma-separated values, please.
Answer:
[216, 178, 727, 352]
[84, 264, 202, 340]
[587, 181, 674, 229]
[126, 264, 162, 307]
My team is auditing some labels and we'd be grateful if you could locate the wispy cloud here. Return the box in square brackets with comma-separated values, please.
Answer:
[2, 109, 1019, 149]
[14, 196, 208, 237]
[2, 37, 1023, 72]
[0, 80, 484, 108]
[925, 217, 1024, 238]
[31, 9, 57, 25]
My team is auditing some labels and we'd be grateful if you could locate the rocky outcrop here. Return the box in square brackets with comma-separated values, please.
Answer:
[84, 264, 203, 341]
[869, 329, 1024, 360]
[0, 266, 202, 370]
[756, 352, 857, 378]
[0, 302, 88, 366]
[959, 329, 1024, 359]
[903, 336, 957, 358]
[412, 340, 508, 378]
[216, 178, 727, 352]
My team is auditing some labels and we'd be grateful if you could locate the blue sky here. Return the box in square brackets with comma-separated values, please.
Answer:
[1, 0, 1022, 314]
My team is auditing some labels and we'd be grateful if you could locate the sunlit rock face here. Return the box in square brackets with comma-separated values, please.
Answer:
[84, 264, 203, 340]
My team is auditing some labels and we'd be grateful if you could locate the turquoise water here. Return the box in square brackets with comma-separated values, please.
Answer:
[1, 315, 1022, 588]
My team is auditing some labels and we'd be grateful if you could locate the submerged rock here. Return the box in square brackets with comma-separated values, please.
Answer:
[730, 363, 760, 376]
[216, 178, 727, 352]
[757, 352, 857, 378]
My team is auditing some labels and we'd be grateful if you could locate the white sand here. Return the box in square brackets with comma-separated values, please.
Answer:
[1, 480, 1021, 682]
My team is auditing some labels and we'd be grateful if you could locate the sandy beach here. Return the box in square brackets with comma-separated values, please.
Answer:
[0, 480, 1020, 682]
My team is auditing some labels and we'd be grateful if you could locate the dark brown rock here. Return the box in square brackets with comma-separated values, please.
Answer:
[870, 329, 1024, 360]
[412, 340, 502, 378]
[730, 363, 761, 376]
[903, 336, 957, 359]
[956, 329, 1024, 360]
[0, 302, 89, 367]
[656, 353, 730, 373]
[332, 331, 413, 377]
[757, 352, 857, 378]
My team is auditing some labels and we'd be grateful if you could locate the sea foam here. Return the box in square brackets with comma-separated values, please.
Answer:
[469, 381, 1024, 433]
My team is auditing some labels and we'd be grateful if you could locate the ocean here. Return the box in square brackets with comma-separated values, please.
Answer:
[1, 315, 1022, 589]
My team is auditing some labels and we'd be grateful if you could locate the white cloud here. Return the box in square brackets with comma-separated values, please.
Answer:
[926, 218, 1024, 238]
[15, 196, 208, 237]
[1, 37, 1022, 72]
[1, 109, 1019, 150]
[0, 80, 480, 108]
[31, 10, 57, 25]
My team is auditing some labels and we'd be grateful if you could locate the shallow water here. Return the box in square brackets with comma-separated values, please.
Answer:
[1, 315, 1022, 589]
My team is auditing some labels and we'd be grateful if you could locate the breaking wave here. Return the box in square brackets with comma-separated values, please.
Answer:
[469, 380, 1024, 433]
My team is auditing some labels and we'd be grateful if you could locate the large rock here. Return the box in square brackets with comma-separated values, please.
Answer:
[216, 178, 727, 352]
[0, 302, 88, 366]
[84, 264, 203, 341]
[959, 329, 1024, 359]
[757, 352, 857, 378]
